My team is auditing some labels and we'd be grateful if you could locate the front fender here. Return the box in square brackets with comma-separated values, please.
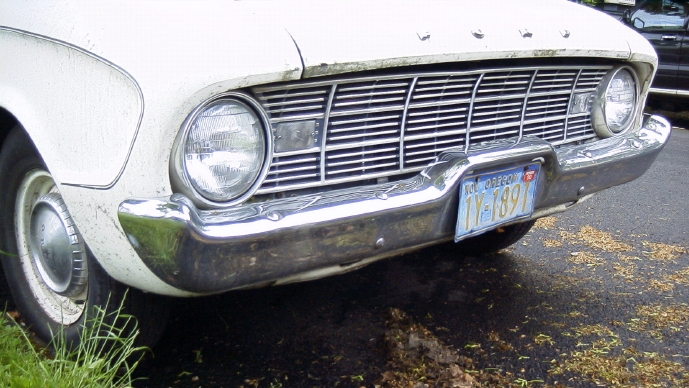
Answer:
[0, 27, 142, 188]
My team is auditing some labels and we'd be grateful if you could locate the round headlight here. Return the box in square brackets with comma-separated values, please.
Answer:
[604, 70, 636, 133]
[592, 67, 638, 137]
[176, 96, 271, 206]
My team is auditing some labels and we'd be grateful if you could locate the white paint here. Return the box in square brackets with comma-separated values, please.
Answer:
[605, 0, 635, 6]
[0, 29, 141, 187]
[282, 0, 653, 77]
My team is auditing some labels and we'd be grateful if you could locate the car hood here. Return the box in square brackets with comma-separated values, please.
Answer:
[1, 0, 656, 87]
[281, 0, 655, 78]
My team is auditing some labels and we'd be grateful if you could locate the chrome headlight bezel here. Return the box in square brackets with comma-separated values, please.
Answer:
[170, 92, 273, 209]
[591, 66, 640, 138]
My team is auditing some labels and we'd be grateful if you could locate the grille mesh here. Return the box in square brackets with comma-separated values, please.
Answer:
[254, 66, 609, 193]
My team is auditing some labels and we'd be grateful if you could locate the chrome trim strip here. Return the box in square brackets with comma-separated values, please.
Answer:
[320, 84, 338, 183]
[259, 89, 327, 99]
[338, 82, 410, 92]
[265, 114, 324, 124]
[326, 138, 399, 151]
[405, 129, 467, 141]
[409, 99, 472, 110]
[0, 26, 144, 190]
[406, 120, 468, 131]
[522, 89, 572, 98]
[334, 96, 406, 107]
[119, 114, 670, 294]
[329, 105, 406, 117]
[272, 147, 321, 158]
[563, 69, 583, 142]
[262, 97, 326, 107]
[268, 104, 327, 115]
[252, 66, 613, 92]
[649, 87, 689, 97]
[464, 73, 485, 153]
[257, 169, 423, 194]
[399, 77, 418, 168]
[263, 173, 318, 185]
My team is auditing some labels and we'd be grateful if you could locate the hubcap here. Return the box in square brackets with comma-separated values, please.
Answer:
[15, 169, 87, 325]
[29, 193, 88, 297]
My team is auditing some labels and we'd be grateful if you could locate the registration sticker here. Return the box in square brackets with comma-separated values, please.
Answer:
[455, 164, 539, 241]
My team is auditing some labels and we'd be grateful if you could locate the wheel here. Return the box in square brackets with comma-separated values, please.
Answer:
[455, 220, 536, 256]
[0, 125, 170, 347]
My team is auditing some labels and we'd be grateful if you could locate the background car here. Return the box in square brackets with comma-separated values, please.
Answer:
[622, 0, 689, 97]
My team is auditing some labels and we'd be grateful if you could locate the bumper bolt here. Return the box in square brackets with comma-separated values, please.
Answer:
[375, 238, 385, 249]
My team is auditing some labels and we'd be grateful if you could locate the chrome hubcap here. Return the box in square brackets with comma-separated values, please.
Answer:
[15, 169, 87, 325]
[29, 193, 88, 297]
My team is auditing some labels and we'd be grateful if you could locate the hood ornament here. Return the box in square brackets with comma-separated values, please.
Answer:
[471, 29, 485, 39]
[560, 29, 571, 38]
[417, 32, 431, 42]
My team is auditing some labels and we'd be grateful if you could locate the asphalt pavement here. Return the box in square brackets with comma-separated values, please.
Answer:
[133, 126, 689, 387]
[0, 119, 685, 387]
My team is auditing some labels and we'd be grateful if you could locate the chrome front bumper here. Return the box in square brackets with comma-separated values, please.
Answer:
[118, 114, 671, 294]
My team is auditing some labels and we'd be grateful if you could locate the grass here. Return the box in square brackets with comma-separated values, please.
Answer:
[0, 301, 145, 388]
[0, 248, 17, 257]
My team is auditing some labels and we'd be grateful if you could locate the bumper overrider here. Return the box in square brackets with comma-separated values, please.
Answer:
[118, 114, 671, 294]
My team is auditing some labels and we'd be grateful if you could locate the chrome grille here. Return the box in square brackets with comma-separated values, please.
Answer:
[254, 65, 610, 194]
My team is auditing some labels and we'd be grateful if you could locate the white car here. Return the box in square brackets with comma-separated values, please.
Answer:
[0, 0, 671, 345]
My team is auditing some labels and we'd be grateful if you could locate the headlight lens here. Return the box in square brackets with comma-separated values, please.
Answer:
[604, 69, 636, 133]
[183, 98, 266, 203]
[590, 67, 639, 138]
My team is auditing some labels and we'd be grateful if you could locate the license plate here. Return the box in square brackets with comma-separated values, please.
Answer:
[455, 163, 539, 240]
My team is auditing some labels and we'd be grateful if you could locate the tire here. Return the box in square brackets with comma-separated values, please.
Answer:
[0, 125, 170, 347]
[455, 220, 536, 256]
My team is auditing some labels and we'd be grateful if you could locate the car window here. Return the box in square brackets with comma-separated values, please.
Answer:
[631, 0, 689, 30]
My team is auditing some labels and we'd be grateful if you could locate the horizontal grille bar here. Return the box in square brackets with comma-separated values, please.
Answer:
[253, 65, 610, 194]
